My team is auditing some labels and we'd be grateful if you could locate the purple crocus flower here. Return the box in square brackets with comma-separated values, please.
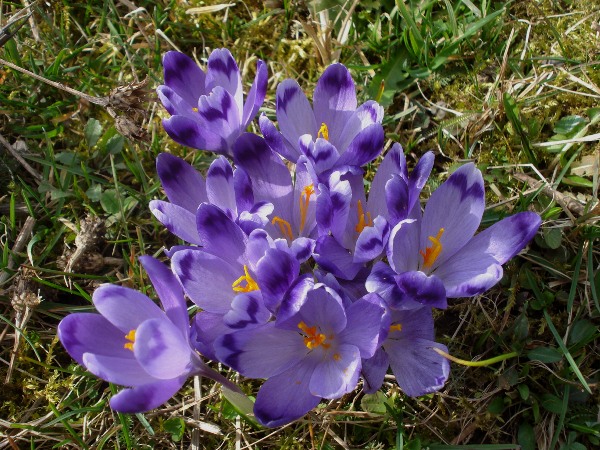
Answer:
[214, 285, 385, 427]
[58, 256, 239, 413]
[259, 63, 384, 175]
[157, 50, 267, 156]
[367, 163, 542, 310]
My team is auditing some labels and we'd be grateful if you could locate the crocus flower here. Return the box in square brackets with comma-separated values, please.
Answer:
[367, 163, 541, 310]
[157, 49, 267, 156]
[259, 63, 384, 175]
[214, 284, 385, 427]
[58, 256, 239, 413]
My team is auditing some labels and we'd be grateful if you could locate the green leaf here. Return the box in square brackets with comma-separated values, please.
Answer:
[85, 184, 102, 202]
[543, 227, 563, 249]
[518, 422, 536, 450]
[221, 388, 257, 426]
[568, 319, 598, 346]
[84, 118, 103, 148]
[100, 189, 120, 214]
[541, 393, 563, 414]
[527, 346, 562, 363]
[360, 391, 389, 415]
[105, 134, 125, 155]
[553, 115, 586, 135]
[562, 176, 593, 188]
[517, 384, 530, 400]
[162, 417, 185, 442]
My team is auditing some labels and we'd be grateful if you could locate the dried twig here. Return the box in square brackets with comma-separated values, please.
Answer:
[0, 133, 42, 182]
[513, 172, 586, 217]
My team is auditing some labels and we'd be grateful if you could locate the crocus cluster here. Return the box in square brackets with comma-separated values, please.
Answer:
[59, 48, 541, 427]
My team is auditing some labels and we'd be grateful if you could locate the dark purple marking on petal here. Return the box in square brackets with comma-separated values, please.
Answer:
[394, 271, 447, 309]
[256, 248, 300, 311]
[446, 164, 485, 201]
[156, 153, 207, 212]
[163, 51, 206, 103]
[109, 376, 187, 413]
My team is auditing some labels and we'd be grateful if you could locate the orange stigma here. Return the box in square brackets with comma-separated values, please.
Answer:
[271, 216, 294, 242]
[232, 265, 259, 293]
[317, 122, 329, 140]
[298, 321, 330, 350]
[355, 200, 373, 233]
[299, 184, 315, 233]
[389, 323, 403, 333]
[124, 329, 136, 351]
[420, 228, 445, 269]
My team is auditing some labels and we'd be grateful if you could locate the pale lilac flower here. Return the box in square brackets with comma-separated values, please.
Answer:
[157, 50, 267, 156]
[367, 163, 541, 309]
[58, 256, 238, 413]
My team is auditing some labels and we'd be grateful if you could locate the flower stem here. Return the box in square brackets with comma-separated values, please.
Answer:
[432, 347, 518, 367]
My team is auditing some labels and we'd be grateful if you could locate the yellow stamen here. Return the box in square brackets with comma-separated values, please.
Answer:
[419, 228, 445, 269]
[355, 200, 373, 233]
[124, 329, 136, 351]
[232, 265, 259, 293]
[299, 184, 315, 233]
[317, 122, 329, 141]
[389, 323, 403, 333]
[271, 216, 294, 242]
[192, 107, 198, 112]
[333, 353, 341, 361]
[298, 321, 330, 350]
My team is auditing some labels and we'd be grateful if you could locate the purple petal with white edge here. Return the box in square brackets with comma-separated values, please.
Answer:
[290, 237, 315, 263]
[367, 143, 404, 218]
[387, 218, 421, 274]
[433, 251, 503, 298]
[110, 376, 187, 413]
[310, 344, 361, 399]
[162, 115, 227, 154]
[388, 307, 435, 342]
[241, 59, 267, 126]
[205, 48, 242, 112]
[150, 200, 201, 244]
[385, 339, 450, 397]
[420, 163, 485, 268]
[384, 175, 410, 224]
[196, 204, 247, 266]
[196, 87, 240, 143]
[362, 347, 389, 394]
[339, 298, 386, 358]
[393, 271, 447, 309]
[93, 284, 165, 333]
[354, 215, 390, 264]
[256, 248, 300, 311]
[464, 211, 541, 265]
[157, 86, 196, 118]
[223, 291, 271, 329]
[259, 114, 299, 162]
[276, 79, 318, 152]
[58, 314, 131, 366]
[238, 205, 272, 235]
[214, 323, 308, 378]
[276, 274, 314, 325]
[164, 244, 197, 259]
[233, 133, 294, 220]
[297, 285, 347, 335]
[302, 136, 340, 175]
[313, 64, 357, 149]
[192, 311, 228, 361]
[162, 51, 206, 105]
[172, 249, 240, 313]
[83, 353, 156, 386]
[245, 229, 273, 270]
[206, 156, 236, 218]
[139, 256, 188, 333]
[254, 360, 321, 427]
[410, 151, 435, 192]
[156, 153, 207, 212]
[313, 235, 362, 281]
[233, 167, 254, 212]
[134, 318, 192, 379]
[337, 100, 384, 152]
[336, 123, 385, 167]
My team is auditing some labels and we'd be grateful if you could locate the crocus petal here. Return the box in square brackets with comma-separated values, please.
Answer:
[157, 86, 197, 118]
[139, 256, 189, 333]
[93, 284, 165, 333]
[196, 203, 247, 266]
[339, 298, 385, 358]
[433, 253, 503, 298]
[172, 249, 240, 313]
[196, 87, 240, 148]
[162, 51, 206, 104]
[365, 261, 401, 304]
[58, 313, 131, 366]
[290, 237, 315, 263]
[384, 175, 410, 224]
[259, 114, 300, 162]
[313, 235, 362, 281]
[297, 285, 347, 335]
[310, 344, 361, 399]
[233, 167, 254, 212]
[394, 271, 447, 309]
[83, 353, 156, 386]
[300, 136, 340, 175]
[223, 292, 271, 329]
[337, 100, 384, 152]
[361, 347, 389, 394]
[162, 115, 227, 153]
[385, 339, 450, 397]
[387, 218, 421, 274]
[134, 318, 191, 379]
[253, 361, 321, 427]
[109, 376, 187, 413]
[149, 200, 201, 244]
[388, 307, 435, 341]
[367, 143, 404, 218]
[241, 59, 267, 127]
[191, 311, 228, 361]
[354, 216, 390, 264]
[214, 323, 308, 378]
[156, 153, 207, 212]
[410, 151, 435, 194]
[256, 248, 300, 311]
[205, 48, 243, 112]
[420, 163, 485, 268]
[276, 274, 314, 325]
[206, 156, 237, 218]
[276, 79, 318, 155]
[336, 123, 384, 167]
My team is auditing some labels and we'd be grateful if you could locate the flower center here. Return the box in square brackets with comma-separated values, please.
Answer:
[419, 228, 445, 269]
[355, 200, 373, 233]
[298, 321, 331, 350]
[231, 265, 259, 293]
[317, 122, 329, 141]
[299, 184, 314, 233]
[389, 323, 403, 333]
[124, 329, 136, 351]
[271, 216, 294, 242]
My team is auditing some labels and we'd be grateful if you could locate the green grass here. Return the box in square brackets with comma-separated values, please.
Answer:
[1, 0, 599, 448]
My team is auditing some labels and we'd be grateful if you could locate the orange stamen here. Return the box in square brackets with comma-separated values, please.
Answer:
[298, 321, 330, 350]
[355, 200, 373, 233]
[317, 122, 329, 141]
[299, 184, 315, 233]
[389, 323, 403, 333]
[271, 216, 294, 242]
[192, 107, 198, 112]
[419, 228, 445, 268]
[232, 265, 259, 293]
[124, 329, 136, 351]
